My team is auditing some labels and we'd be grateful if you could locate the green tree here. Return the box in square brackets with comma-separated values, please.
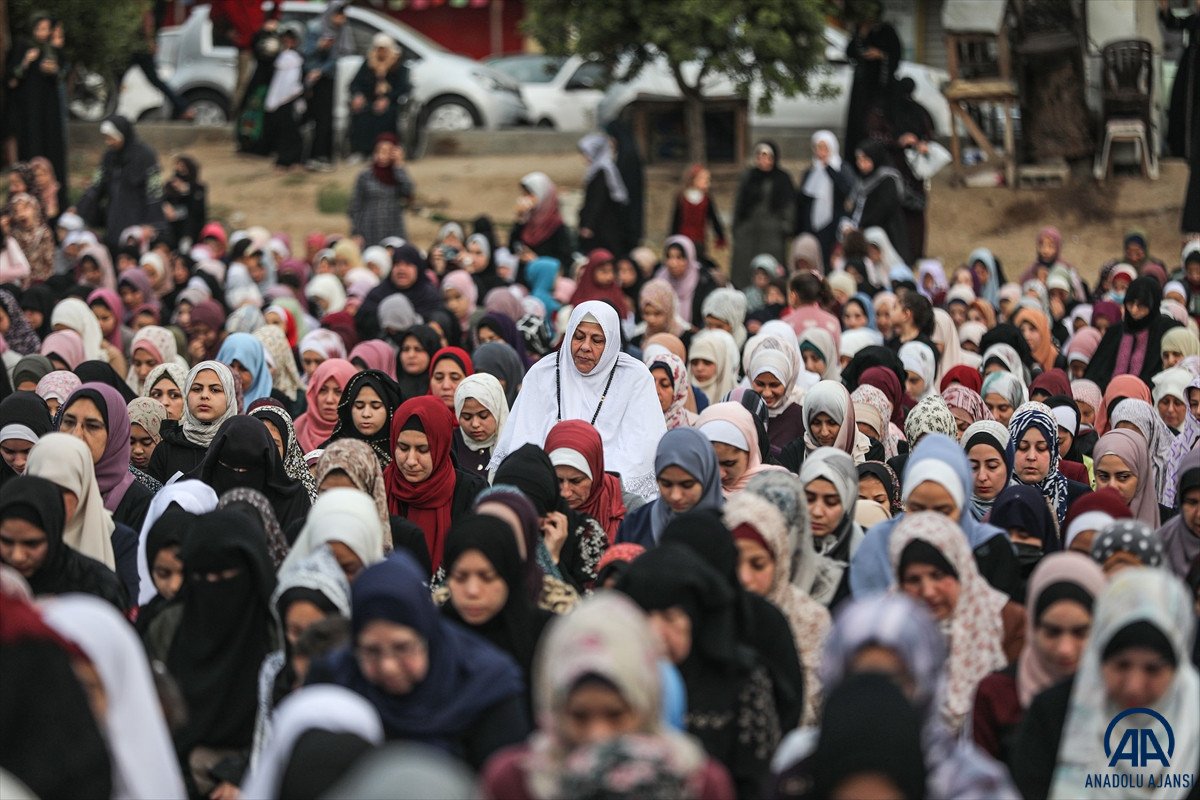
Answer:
[524, 0, 831, 162]
[9, 0, 144, 79]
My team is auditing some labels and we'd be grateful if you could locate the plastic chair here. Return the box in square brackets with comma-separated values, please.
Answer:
[1093, 39, 1158, 180]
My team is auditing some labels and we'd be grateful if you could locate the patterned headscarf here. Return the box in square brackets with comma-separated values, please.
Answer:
[642, 348, 693, 430]
[127, 396, 167, 444]
[1006, 402, 1070, 525]
[314, 439, 391, 533]
[254, 324, 304, 403]
[940, 384, 993, 434]
[218, 487, 289, 569]
[904, 395, 957, 449]
[1108, 398, 1173, 503]
[0, 289, 41, 354]
[888, 512, 1009, 734]
[851, 384, 902, 458]
[249, 405, 319, 503]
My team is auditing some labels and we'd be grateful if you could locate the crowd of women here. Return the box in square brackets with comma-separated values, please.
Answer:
[1, 125, 1199, 800]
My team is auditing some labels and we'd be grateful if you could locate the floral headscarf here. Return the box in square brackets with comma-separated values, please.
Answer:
[642, 348, 693, 430]
[1006, 402, 1070, 525]
[249, 405, 319, 503]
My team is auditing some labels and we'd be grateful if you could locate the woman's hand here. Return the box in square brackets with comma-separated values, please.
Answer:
[209, 781, 240, 800]
[541, 512, 569, 562]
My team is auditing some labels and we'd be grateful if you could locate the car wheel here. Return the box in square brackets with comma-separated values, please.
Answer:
[184, 90, 230, 126]
[67, 66, 116, 122]
[422, 96, 479, 132]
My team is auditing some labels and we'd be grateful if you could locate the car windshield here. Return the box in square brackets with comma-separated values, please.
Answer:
[487, 55, 566, 84]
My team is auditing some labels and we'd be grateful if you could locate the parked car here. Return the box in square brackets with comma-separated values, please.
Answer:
[116, 1, 527, 135]
[596, 26, 952, 140]
[485, 54, 609, 131]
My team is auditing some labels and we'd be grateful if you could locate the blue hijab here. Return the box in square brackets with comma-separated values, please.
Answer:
[525, 257, 561, 323]
[848, 291, 877, 328]
[650, 427, 724, 544]
[216, 332, 273, 406]
[849, 433, 1005, 597]
[317, 552, 525, 746]
[968, 247, 1000, 306]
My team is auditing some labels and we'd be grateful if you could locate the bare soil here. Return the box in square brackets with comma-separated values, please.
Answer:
[64, 140, 1194, 284]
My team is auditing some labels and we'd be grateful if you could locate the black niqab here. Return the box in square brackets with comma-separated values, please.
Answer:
[196, 416, 311, 530]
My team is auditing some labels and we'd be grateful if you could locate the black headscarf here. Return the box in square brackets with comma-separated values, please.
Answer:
[196, 416, 311, 531]
[19, 285, 57, 339]
[1122, 276, 1161, 333]
[395, 325, 443, 400]
[168, 510, 277, 752]
[472, 341, 524, 407]
[857, 460, 903, 515]
[658, 509, 805, 731]
[980, 323, 1037, 377]
[325, 369, 403, 467]
[73, 360, 137, 403]
[136, 506, 197, 633]
[424, 308, 462, 350]
[474, 313, 530, 366]
[0, 391, 53, 486]
[812, 673, 927, 800]
[493, 444, 563, 519]
[734, 141, 794, 220]
[440, 514, 552, 679]
[0, 475, 126, 609]
[841, 345, 907, 399]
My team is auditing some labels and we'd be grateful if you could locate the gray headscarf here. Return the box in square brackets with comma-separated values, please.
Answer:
[378, 293, 420, 333]
[650, 428, 723, 544]
[472, 341, 524, 407]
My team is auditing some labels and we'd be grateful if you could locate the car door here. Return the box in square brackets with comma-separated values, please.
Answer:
[554, 60, 608, 131]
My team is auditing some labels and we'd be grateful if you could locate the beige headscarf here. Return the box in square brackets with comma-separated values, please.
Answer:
[27, 433, 116, 568]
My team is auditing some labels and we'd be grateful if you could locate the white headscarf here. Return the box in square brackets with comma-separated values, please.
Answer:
[305, 273, 348, 315]
[26, 434, 115, 569]
[688, 328, 741, 406]
[41, 594, 187, 799]
[899, 340, 937, 400]
[136, 480, 218, 605]
[932, 308, 977, 383]
[180, 361, 239, 447]
[49, 297, 104, 361]
[1050, 568, 1198, 800]
[802, 130, 842, 232]
[701, 288, 748, 349]
[491, 301, 666, 500]
[453, 373, 509, 452]
[240, 685, 384, 800]
[280, 488, 386, 576]
[746, 335, 801, 417]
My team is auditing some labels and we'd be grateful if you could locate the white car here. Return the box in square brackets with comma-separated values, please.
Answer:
[117, 1, 527, 133]
[485, 54, 609, 131]
[597, 26, 952, 139]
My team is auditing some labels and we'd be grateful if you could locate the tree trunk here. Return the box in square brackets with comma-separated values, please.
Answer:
[684, 91, 706, 163]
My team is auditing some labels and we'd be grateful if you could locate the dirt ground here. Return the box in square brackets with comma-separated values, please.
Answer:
[62, 138, 1195, 284]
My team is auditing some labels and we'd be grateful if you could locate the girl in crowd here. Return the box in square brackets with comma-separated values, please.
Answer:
[452, 373, 509, 477]
[294, 358, 357, 453]
[545, 419, 626, 544]
[428, 346, 472, 412]
[146, 361, 238, 482]
[798, 447, 863, 607]
[697, 402, 783, 497]
[325, 369, 403, 470]
[1005, 402, 1092, 529]
[616, 427, 723, 548]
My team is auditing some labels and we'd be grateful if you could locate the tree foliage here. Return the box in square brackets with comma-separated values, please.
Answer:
[523, 0, 832, 114]
[9, 0, 144, 77]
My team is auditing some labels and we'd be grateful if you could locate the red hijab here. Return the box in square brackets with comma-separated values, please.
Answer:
[544, 420, 626, 544]
[861, 366, 906, 427]
[429, 347, 473, 382]
[295, 358, 358, 452]
[570, 249, 630, 316]
[939, 364, 982, 394]
[384, 396, 458, 571]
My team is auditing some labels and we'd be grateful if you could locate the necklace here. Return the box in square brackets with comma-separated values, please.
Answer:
[556, 349, 619, 425]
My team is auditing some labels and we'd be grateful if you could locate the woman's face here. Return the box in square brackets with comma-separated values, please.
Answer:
[1101, 646, 1176, 710]
[119, 284, 145, 310]
[752, 371, 785, 409]
[806, 478, 844, 539]
[443, 287, 469, 320]
[570, 322, 606, 375]
[395, 429, 433, 483]
[90, 303, 117, 337]
[755, 146, 775, 172]
[352, 385, 386, 437]
[646, 606, 692, 664]
[301, 350, 326, 378]
[1125, 298, 1150, 322]
[901, 562, 961, 621]
[1037, 236, 1057, 263]
[736, 536, 775, 596]
[842, 302, 867, 329]
[1157, 396, 1186, 430]
[641, 302, 668, 335]
[1033, 600, 1091, 677]
[905, 370, 926, 401]
[399, 337, 430, 376]
[905, 480, 961, 522]
[466, 241, 487, 274]
[984, 393, 1015, 426]
[1162, 350, 1183, 369]
[1016, 428, 1052, 483]
[476, 325, 502, 346]
[813, 139, 830, 162]
[1095, 453, 1139, 504]
[968, 443, 1006, 500]
[357, 619, 429, 696]
[875, 302, 893, 335]
[1069, 360, 1087, 379]
[664, 246, 688, 279]
[232, 360, 254, 396]
[262, 419, 285, 459]
[430, 358, 465, 410]
[150, 377, 185, 420]
[809, 411, 841, 448]
[79, 258, 103, 286]
[131, 347, 159, 383]
[948, 302, 967, 328]
[689, 358, 715, 384]
[656, 465, 703, 512]
[317, 377, 342, 422]
[591, 260, 615, 287]
[0, 518, 49, 578]
[561, 680, 641, 748]
[59, 398, 108, 465]
[391, 260, 418, 290]
[651, 367, 674, 412]
[1018, 319, 1042, 353]
[458, 397, 496, 443]
[855, 150, 874, 174]
[712, 442, 749, 490]
[802, 349, 827, 376]
[151, 546, 183, 601]
[555, 465, 593, 510]
[129, 423, 157, 470]
[858, 475, 889, 508]
[188, 367, 230, 419]
[448, 549, 508, 626]
[284, 599, 328, 648]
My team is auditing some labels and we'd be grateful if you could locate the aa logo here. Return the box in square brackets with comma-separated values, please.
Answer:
[1104, 708, 1174, 768]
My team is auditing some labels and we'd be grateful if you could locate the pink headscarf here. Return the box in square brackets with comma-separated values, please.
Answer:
[348, 340, 398, 381]
[696, 401, 786, 496]
[654, 235, 701, 325]
[86, 289, 125, 348]
[39, 330, 87, 370]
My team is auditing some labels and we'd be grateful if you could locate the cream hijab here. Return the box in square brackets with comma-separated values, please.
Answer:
[26, 433, 116, 568]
